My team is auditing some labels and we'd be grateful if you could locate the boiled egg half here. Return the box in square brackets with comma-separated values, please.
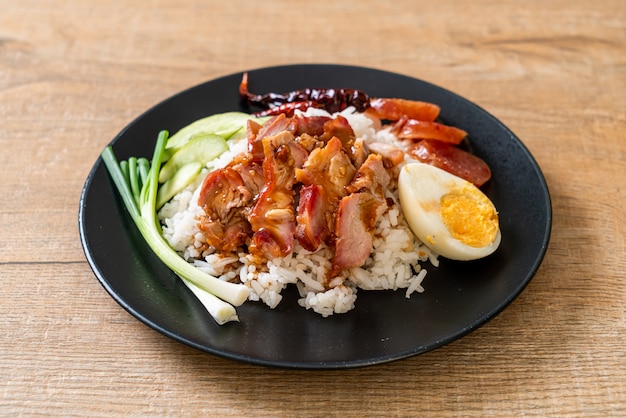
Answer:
[398, 162, 501, 261]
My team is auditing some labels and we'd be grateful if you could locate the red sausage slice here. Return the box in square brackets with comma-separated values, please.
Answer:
[393, 118, 467, 145]
[407, 139, 492, 187]
[369, 98, 440, 122]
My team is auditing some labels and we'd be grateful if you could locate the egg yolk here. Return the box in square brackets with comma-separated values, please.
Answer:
[439, 186, 499, 248]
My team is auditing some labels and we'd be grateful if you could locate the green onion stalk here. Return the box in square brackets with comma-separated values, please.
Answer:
[101, 131, 249, 325]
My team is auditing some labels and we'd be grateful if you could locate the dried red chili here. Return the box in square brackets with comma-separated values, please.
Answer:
[239, 72, 371, 116]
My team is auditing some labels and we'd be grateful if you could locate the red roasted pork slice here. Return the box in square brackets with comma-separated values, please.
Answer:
[319, 115, 370, 167]
[346, 152, 391, 196]
[294, 114, 330, 138]
[296, 136, 356, 202]
[331, 153, 390, 277]
[367, 142, 406, 169]
[197, 166, 256, 252]
[295, 136, 356, 251]
[245, 119, 263, 162]
[230, 157, 265, 198]
[248, 114, 298, 163]
[320, 115, 355, 146]
[248, 130, 307, 259]
[294, 184, 329, 252]
[331, 193, 382, 273]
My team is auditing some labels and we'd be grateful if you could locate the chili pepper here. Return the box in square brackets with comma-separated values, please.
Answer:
[239, 72, 371, 115]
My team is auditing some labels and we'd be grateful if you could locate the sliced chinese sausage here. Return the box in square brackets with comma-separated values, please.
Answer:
[393, 117, 467, 145]
[407, 139, 492, 187]
[369, 98, 440, 122]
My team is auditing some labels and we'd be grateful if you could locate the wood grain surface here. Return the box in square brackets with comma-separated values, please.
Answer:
[1, 0, 624, 416]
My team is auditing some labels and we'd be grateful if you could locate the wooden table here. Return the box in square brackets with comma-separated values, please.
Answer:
[2, 0, 624, 415]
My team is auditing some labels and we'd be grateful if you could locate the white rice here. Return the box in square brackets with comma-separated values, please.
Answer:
[158, 109, 438, 317]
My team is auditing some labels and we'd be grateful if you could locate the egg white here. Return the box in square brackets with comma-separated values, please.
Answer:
[398, 163, 501, 261]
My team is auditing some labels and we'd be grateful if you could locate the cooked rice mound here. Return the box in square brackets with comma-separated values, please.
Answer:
[158, 108, 438, 317]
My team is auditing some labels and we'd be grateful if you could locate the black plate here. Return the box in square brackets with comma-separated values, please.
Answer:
[79, 64, 551, 369]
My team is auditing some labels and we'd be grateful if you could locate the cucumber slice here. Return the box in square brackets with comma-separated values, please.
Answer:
[165, 112, 260, 151]
[159, 133, 228, 183]
[156, 162, 202, 209]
